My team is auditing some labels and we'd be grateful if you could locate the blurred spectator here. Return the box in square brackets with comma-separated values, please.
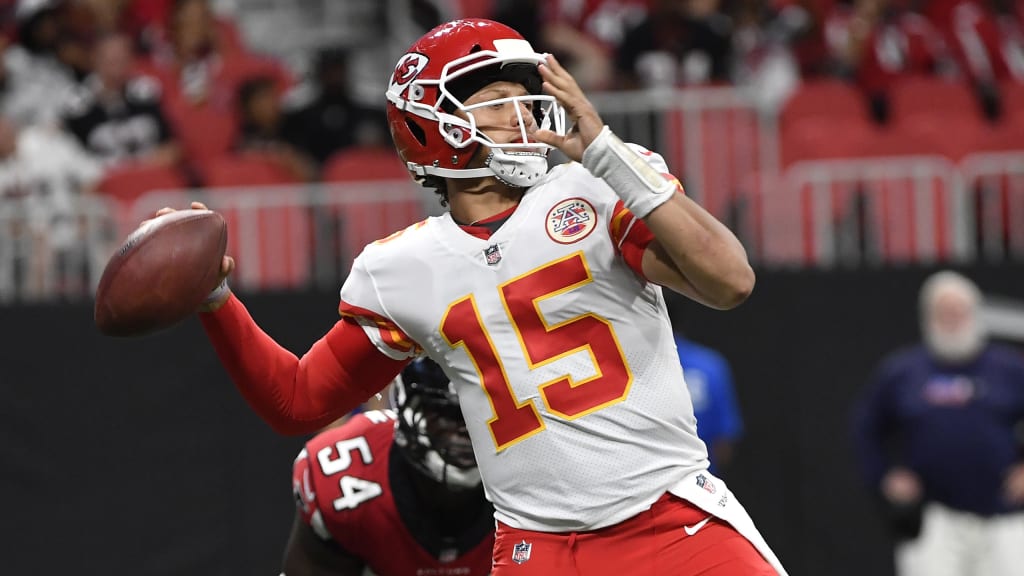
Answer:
[61, 32, 180, 168]
[283, 48, 388, 166]
[0, 115, 103, 298]
[81, 0, 129, 34]
[136, 0, 292, 181]
[532, 0, 650, 90]
[730, 0, 807, 109]
[783, 0, 840, 76]
[824, 0, 949, 122]
[142, 0, 232, 105]
[920, 0, 1024, 120]
[2, 0, 78, 127]
[135, 0, 243, 58]
[616, 0, 733, 88]
[491, 0, 546, 50]
[852, 270, 1024, 576]
[57, 0, 99, 79]
[0, 0, 18, 39]
[234, 75, 313, 181]
[674, 332, 745, 476]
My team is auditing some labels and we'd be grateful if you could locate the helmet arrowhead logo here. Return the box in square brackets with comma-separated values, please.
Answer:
[389, 53, 429, 95]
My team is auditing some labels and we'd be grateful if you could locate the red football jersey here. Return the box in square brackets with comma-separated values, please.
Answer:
[292, 410, 495, 576]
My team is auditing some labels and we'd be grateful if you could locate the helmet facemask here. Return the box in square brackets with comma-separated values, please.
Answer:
[391, 362, 481, 490]
[388, 42, 567, 188]
[440, 88, 565, 187]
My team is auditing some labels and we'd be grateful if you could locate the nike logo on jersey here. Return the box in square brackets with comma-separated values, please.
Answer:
[683, 516, 712, 536]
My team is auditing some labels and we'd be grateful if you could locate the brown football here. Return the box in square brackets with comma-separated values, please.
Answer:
[95, 209, 228, 337]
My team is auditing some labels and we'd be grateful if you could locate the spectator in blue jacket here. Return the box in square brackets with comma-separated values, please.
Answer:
[852, 270, 1024, 576]
[675, 333, 744, 476]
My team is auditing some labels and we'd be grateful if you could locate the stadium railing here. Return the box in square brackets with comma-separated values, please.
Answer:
[958, 152, 1024, 263]
[0, 193, 119, 303]
[781, 156, 965, 267]
[126, 180, 437, 293]
[1, 87, 1022, 302]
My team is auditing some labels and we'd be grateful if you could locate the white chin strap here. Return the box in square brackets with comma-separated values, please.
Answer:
[485, 150, 549, 187]
[408, 149, 549, 188]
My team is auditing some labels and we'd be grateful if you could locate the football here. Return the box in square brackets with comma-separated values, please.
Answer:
[95, 209, 228, 337]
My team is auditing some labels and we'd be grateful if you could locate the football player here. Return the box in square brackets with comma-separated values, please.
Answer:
[282, 357, 493, 576]
[183, 17, 787, 576]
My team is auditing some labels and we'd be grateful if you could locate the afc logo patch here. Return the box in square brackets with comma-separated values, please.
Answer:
[545, 197, 597, 244]
[512, 540, 532, 564]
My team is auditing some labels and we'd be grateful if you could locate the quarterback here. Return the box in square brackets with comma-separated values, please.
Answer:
[186, 18, 787, 576]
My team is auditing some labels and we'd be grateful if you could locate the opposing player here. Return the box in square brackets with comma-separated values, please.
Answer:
[283, 357, 494, 576]
[190, 18, 787, 575]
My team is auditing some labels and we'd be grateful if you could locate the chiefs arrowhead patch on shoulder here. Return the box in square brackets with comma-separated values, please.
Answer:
[545, 198, 597, 244]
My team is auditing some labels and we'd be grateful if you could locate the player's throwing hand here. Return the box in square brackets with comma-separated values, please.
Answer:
[532, 54, 604, 162]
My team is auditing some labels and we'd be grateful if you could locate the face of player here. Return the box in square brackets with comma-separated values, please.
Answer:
[421, 401, 476, 469]
[459, 80, 545, 161]
[924, 287, 985, 364]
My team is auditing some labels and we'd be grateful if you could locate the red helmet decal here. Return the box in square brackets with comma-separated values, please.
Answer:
[389, 53, 429, 96]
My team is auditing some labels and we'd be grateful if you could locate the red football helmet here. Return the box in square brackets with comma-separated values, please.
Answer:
[385, 19, 566, 188]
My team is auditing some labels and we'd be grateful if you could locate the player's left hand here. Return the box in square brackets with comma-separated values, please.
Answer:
[532, 54, 604, 162]
[150, 201, 236, 312]
[1004, 462, 1024, 505]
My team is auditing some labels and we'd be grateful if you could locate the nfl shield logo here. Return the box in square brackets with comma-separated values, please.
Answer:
[512, 540, 532, 564]
[484, 244, 502, 266]
[696, 473, 717, 494]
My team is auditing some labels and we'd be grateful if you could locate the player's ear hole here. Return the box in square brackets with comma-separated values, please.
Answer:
[406, 119, 427, 146]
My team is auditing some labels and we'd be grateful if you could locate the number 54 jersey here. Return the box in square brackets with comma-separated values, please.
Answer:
[292, 411, 495, 575]
[340, 158, 709, 533]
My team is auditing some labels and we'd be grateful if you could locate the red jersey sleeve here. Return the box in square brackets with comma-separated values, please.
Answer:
[199, 294, 408, 435]
[607, 155, 685, 279]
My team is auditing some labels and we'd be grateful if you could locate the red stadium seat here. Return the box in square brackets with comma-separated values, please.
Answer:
[98, 163, 190, 231]
[888, 76, 982, 124]
[204, 154, 303, 188]
[321, 147, 409, 182]
[780, 81, 880, 165]
[780, 80, 873, 128]
[162, 99, 237, 182]
[874, 115, 987, 161]
[202, 154, 310, 290]
[321, 146, 423, 260]
[982, 122, 1024, 151]
[999, 81, 1024, 125]
[781, 115, 880, 165]
[98, 163, 189, 203]
[980, 81, 1024, 151]
[884, 77, 989, 160]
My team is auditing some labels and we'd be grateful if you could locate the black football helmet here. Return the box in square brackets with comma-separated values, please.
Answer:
[391, 357, 481, 490]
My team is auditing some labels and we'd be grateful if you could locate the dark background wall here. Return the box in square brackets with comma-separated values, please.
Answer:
[2, 265, 1021, 575]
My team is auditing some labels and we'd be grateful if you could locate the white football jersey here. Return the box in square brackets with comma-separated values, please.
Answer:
[339, 157, 709, 532]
